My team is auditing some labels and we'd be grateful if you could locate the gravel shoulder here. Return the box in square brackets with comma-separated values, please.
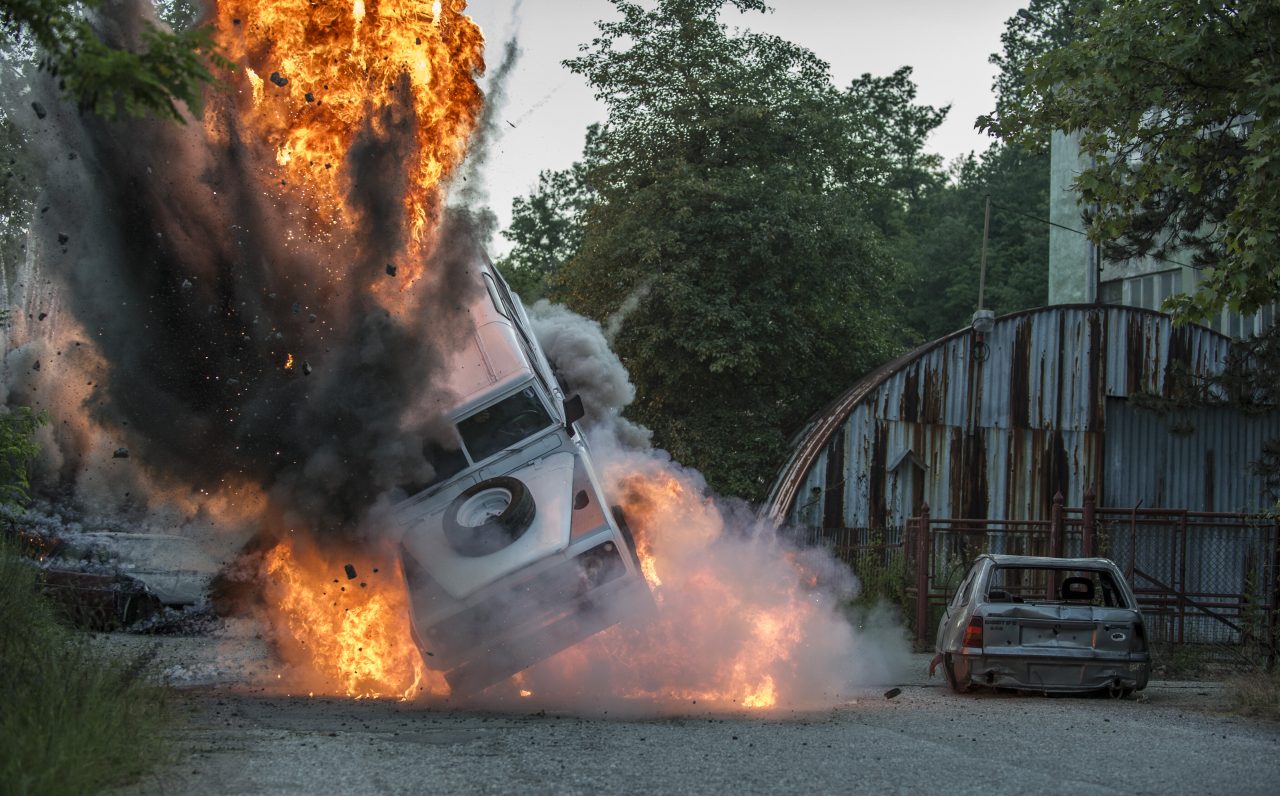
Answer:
[102, 634, 1280, 796]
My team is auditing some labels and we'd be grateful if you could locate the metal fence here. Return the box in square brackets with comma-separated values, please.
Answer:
[780, 525, 907, 601]
[900, 494, 1280, 651]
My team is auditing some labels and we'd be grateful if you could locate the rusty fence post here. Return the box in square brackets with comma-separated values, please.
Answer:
[1082, 487, 1096, 557]
[1050, 491, 1064, 558]
[1271, 519, 1280, 671]
[1178, 511, 1188, 644]
[914, 502, 931, 649]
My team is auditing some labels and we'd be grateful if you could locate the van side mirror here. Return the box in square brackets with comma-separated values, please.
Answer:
[563, 394, 585, 426]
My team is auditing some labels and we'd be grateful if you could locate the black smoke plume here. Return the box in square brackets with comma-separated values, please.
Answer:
[9, 3, 484, 539]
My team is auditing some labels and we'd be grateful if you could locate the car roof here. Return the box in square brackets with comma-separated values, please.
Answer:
[978, 554, 1122, 570]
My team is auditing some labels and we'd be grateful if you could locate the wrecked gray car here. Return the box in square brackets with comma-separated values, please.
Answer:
[932, 554, 1150, 696]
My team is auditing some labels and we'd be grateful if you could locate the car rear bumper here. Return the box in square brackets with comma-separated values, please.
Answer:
[955, 650, 1151, 692]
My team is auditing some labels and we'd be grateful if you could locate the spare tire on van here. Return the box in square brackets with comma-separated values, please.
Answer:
[443, 476, 536, 556]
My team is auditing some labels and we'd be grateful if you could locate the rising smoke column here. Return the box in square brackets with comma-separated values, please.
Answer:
[5, 1, 489, 538]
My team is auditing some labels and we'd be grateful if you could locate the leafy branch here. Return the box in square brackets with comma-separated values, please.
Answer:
[0, 0, 231, 122]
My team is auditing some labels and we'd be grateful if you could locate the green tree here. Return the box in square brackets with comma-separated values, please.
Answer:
[896, 145, 1050, 341]
[496, 127, 599, 302]
[0, 112, 34, 275]
[984, 0, 1104, 141]
[839, 67, 948, 239]
[0, 400, 44, 509]
[1, 0, 225, 122]
[549, 0, 914, 500]
[984, 0, 1280, 321]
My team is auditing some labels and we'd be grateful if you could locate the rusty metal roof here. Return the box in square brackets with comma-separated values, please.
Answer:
[766, 305, 1270, 526]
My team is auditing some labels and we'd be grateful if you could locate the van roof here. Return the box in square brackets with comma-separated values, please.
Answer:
[438, 264, 538, 419]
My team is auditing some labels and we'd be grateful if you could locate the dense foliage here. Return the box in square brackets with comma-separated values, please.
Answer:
[984, 0, 1280, 321]
[0, 403, 45, 508]
[497, 0, 1056, 499]
[895, 146, 1049, 342]
[0, 538, 172, 795]
[0, 0, 224, 122]
[512, 0, 929, 500]
[497, 127, 598, 302]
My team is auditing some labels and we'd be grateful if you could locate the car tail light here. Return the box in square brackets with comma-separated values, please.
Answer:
[963, 616, 983, 649]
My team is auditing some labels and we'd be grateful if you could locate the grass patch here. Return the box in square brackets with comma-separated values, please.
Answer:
[1149, 643, 1218, 680]
[0, 539, 174, 795]
[1227, 669, 1280, 720]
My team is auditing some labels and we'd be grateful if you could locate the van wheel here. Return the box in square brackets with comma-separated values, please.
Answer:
[944, 653, 972, 694]
[443, 477, 536, 557]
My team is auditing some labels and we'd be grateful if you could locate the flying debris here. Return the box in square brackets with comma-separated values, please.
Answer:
[269, 71, 289, 87]
[112, 448, 130, 459]
[31, 101, 46, 119]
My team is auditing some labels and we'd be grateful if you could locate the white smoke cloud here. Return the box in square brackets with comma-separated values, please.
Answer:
[460, 432, 911, 715]
[527, 299, 652, 449]
[471, 299, 911, 714]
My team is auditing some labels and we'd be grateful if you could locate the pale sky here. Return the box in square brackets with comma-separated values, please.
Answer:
[464, 1, 1027, 252]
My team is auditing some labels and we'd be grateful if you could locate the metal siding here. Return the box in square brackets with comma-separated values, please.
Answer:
[787, 448, 828, 527]
[773, 306, 1262, 526]
[1106, 399, 1280, 513]
[842, 412, 865, 528]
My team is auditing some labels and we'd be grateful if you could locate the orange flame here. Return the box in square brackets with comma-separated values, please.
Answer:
[204, 0, 484, 697]
[261, 536, 447, 699]
[513, 463, 846, 712]
[211, 0, 484, 261]
[195, 3, 864, 711]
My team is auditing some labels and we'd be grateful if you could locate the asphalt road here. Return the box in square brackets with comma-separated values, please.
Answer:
[111, 649, 1279, 796]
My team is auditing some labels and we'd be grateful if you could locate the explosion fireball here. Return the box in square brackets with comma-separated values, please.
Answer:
[3, 0, 905, 710]
[212, 0, 484, 265]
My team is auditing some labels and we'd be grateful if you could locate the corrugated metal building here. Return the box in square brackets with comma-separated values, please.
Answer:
[767, 304, 1280, 528]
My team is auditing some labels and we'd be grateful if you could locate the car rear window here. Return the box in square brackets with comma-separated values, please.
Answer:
[986, 566, 1128, 608]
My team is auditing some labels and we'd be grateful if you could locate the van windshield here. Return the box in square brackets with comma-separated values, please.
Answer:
[457, 386, 553, 462]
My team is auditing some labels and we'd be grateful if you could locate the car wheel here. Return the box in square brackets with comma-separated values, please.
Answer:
[443, 476, 536, 557]
[943, 653, 972, 694]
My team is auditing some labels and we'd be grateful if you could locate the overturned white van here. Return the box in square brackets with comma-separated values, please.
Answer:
[394, 257, 650, 696]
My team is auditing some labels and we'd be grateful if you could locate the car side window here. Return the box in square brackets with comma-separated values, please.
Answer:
[951, 569, 976, 609]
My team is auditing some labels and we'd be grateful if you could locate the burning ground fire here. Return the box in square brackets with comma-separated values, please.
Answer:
[2, 0, 906, 712]
[260, 537, 446, 700]
[258, 449, 895, 710]
[502, 444, 900, 712]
